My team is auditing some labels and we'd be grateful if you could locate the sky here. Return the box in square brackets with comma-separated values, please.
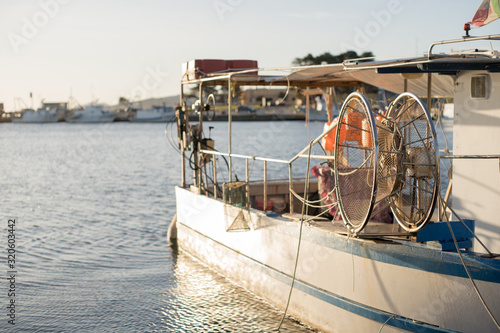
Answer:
[1, 0, 499, 111]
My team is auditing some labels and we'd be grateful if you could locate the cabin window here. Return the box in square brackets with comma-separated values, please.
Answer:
[470, 75, 489, 99]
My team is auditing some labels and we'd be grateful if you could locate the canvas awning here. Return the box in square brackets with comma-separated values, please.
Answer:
[182, 55, 500, 98]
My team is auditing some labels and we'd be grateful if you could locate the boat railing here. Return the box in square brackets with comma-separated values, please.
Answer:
[200, 149, 290, 212]
[200, 121, 337, 213]
[440, 154, 500, 160]
[427, 34, 500, 59]
[199, 127, 500, 219]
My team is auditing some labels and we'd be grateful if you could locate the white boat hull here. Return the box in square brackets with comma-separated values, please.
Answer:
[13, 110, 58, 123]
[131, 108, 174, 122]
[65, 109, 114, 123]
[176, 186, 500, 333]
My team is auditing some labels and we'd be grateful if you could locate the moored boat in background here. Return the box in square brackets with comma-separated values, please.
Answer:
[65, 104, 115, 123]
[12, 108, 59, 123]
[130, 106, 174, 122]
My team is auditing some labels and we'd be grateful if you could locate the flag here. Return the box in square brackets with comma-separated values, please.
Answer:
[468, 0, 500, 28]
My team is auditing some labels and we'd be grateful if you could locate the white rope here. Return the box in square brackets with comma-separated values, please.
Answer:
[440, 195, 493, 256]
[247, 155, 256, 181]
[290, 185, 338, 206]
[277, 141, 313, 330]
[350, 234, 355, 293]
[216, 156, 226, 183]
[438, 195, 500, 330]
[378, 315, 396, 333]
[337, 150, 374, 176]
[274, 76, 290, 106]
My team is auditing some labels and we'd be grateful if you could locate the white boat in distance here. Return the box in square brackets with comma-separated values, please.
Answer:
[171, 35, 500, 332]
[300, 88, 339, 122]
[13, 108, 58, 123]
[131, 106, 174, 122]
[65, 105, 115, 123]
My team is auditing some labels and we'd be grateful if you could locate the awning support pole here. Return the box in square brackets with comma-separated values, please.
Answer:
[180, 84, 186, 187]
[228, 77, 233, 182]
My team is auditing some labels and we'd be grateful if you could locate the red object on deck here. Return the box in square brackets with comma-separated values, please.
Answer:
[182, 59, 258, 80]
[256, 199, 273, 212]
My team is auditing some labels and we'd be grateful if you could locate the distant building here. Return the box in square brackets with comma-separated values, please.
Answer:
[0, 103, 4, 112]
[241, 88, 295, 106]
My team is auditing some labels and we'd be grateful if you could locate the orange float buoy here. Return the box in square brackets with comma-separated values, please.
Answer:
[322, 117, 347, 151]
[361, 118, 372, 147]
[345, 111, 362, 143]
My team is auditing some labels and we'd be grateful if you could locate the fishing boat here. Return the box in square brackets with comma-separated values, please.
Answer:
[65, 104, 115, 123]
[130, 106, 174, 122]
[171, 34, 500, 332]
[12, 108, 59, 123]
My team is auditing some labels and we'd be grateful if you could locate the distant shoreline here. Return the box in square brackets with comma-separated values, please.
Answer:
[1, 109, 306, 123]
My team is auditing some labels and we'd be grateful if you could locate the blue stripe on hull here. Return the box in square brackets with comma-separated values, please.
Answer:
[290, 278, 457, 333]
[303, 227, 500, 283]
[179, 222, 460, 333]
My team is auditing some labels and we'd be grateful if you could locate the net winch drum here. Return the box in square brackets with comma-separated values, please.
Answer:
[333, 92, 439, 234]
[333, 92, 378, 233]
[385, 92, 439, 232]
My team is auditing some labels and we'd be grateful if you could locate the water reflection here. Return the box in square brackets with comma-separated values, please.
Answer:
[156, 243, 316, 332]
[0, 120, 454, 332]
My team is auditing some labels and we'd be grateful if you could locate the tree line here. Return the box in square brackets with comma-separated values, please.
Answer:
[292, 51, 374, 66]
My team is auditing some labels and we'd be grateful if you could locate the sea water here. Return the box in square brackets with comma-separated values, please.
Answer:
[0, 120, 452, 332]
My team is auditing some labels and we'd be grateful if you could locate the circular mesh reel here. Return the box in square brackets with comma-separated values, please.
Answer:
[385, 93, 439, 232]
[334, 92, 378, 233]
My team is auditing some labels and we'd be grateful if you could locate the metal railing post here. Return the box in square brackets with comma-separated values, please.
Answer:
[213, 157, 217, 199]
[197, 83, 203, 189]
[264, 160, 268, 211]
[289, 163, 293, 214]
[246, 158, 250, 209]
[228, 78, 232, 182]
